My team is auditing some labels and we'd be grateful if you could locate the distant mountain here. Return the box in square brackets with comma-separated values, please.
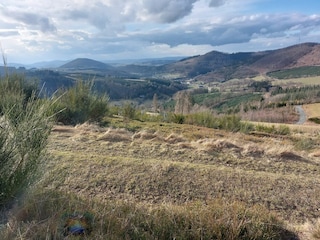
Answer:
[7, 60, 70, 69]
[105, 57, 185, 66]
[59, 58, 113, 70]
[7, 63, 26, 68]
[0, 66, 25, 76]
[158, 42, 320, 82]
[59, 58, 133, 77]
[28, 60, 70, 69]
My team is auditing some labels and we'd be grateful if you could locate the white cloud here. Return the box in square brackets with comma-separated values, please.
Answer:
[0, 5, 56, 32]
[0, 0, 319, 63]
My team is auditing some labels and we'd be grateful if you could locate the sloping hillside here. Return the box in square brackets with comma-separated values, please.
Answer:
[249, 42, 320, 73]
[159, 42, 320, 81]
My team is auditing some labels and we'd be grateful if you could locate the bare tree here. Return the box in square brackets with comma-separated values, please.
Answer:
[174, 91, 193, 114]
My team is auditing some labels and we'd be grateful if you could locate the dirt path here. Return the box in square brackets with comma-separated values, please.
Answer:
[295, 105, 307, 124]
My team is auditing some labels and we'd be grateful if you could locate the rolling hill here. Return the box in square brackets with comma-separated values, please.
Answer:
[59, 58, 113, 70]
[59, 57, 132, 77]
[52, 43, 320, 82]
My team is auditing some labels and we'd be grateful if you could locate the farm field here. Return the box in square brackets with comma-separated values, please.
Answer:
[272, 76, 320, 86]
[248, 119, 320, 134]
[304, 103, 320, 119]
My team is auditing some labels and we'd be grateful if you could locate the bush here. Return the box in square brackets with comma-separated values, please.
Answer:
[255, 124, 290, 135]
[121, 102, 137, 121]
[309, 117, 320, 124]
[170, 113, 185, 124]
[186, 112, 216, 128]
[54, 80, 109, 125]
[276, 125, 291, 135]
[293, 137, 315, 151]
[0, 74, 53, 207]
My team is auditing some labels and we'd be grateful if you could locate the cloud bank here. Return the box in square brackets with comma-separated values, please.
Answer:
[0, 0, 319, 63]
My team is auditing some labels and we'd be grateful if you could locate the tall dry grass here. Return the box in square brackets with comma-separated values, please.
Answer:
[1, 189, 296, 240]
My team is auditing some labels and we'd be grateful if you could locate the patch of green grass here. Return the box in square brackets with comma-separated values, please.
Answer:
[254, 124, 290, 135]
[293, 137, 316, 151]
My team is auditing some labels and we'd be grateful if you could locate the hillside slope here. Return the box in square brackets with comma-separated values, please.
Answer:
[160, 42, 320, 81]
[250, 42, 320, 72]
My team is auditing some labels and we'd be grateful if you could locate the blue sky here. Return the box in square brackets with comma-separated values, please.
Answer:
[250, 0, 320, 14]
[0, 0, 320, 64]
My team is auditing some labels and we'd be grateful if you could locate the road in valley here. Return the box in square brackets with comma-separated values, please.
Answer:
[295, 105, 307, 125]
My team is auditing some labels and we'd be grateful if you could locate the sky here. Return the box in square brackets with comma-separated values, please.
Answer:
[0, 0, 320, 64]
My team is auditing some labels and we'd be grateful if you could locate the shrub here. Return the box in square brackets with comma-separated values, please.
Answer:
[121, 102, 137, 121]
[0, 74, 54, 207]
[309, 117, 320, 124]
[293, 137, 315, 151]
[254, 124, 290, 135]
[217, 115, 242, 132]
[170, 113, 185, 124]
[186, 112, 216, 128]
[54, 80, 109, 125]
[276, 125, 291, 135]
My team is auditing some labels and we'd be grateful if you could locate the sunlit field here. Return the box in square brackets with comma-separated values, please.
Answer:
[2, 118, 320, 239]
[272, 76, 320, 86]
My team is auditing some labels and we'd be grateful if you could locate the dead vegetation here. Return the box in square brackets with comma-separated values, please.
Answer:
[2, 120, 320, 239]
[47, 123, 320, 218]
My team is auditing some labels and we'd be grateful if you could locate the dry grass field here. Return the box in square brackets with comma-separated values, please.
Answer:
[1, 117, 320, 239]
[304, 103, 320, 119]
[272, 76, 320, 86]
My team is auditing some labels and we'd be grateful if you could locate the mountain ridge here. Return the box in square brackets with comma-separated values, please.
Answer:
[159, 42, 320, 81]
[9, 42, 320, 82]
